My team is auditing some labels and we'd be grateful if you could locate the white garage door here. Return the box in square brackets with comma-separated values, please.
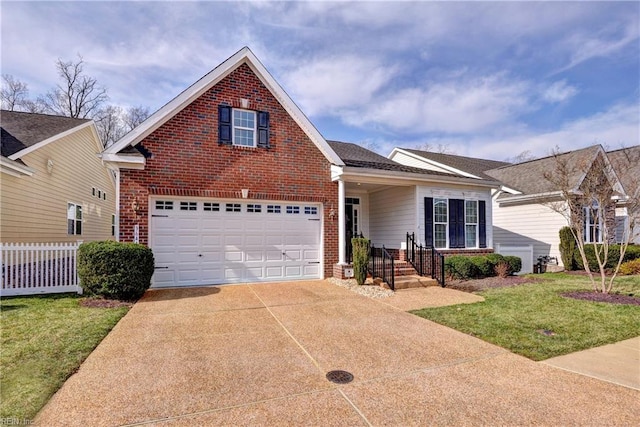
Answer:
[150, 198, 322, 287]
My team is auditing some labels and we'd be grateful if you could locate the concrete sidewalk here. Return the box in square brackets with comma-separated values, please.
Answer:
[35, 281, 638, 426]
[542, 337, 640, 390]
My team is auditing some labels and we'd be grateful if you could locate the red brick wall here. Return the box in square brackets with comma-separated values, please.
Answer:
[119, 63, 339, 278]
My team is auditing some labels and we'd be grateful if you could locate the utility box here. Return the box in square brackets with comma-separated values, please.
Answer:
[344, 267, 354, 278]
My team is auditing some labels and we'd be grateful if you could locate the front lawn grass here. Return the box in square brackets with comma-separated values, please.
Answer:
[412, 273, 640, 361]
[0, 294, 129, 421]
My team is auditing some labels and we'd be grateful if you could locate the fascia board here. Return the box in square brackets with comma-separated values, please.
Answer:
[7, 120, 94, 160]
[496, 191, 564, 206]
[101, 152, 146, 169]
[1, 157, 34, 176]
[332, 165, 501, 189]
[389, 148, 480, 179]
[104, 47, 345, 167]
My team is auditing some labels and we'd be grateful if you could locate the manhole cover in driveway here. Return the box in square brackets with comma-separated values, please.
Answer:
[326, 370, 354, 384]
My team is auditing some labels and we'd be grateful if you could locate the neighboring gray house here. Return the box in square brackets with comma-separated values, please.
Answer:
[392, 145, 632, 273]
[607, 146, 640, 245]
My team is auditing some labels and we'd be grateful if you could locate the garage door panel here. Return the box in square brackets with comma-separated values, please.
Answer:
[303, 265, 320, 275]
[266, 250, 283, 261]
[285, 266, 301, 276]
[151, 199, 321, 287]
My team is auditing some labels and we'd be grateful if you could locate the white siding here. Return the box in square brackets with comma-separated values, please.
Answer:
[345, 192, 370, 238]
[390, 151, 454, 174]
[369, 186, 415, 249]
[492, 200, 568, 267]
[416, 185, 493, 248]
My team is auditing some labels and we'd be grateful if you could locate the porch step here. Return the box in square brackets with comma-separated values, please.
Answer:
[393, 261, 419, 277]
[393, 275, 439, 290]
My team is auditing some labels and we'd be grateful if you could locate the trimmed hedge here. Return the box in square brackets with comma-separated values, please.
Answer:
[444, 256, 478, 280]
[444, 253, 522, 280]
[575, 244, 640, 271]
[504, 256, 522, 274]
[78, 241, 154, 301]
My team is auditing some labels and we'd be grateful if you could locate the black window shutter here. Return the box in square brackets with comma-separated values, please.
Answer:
[218, 105, 232, 145]
[479, 200, 487, 248]
[424, 197, 433, 248]
[257, 111, 270, 148]
[449, 199, 465, 249]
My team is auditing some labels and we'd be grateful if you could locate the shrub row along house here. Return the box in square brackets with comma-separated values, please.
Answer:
[2, 47, 637, 292]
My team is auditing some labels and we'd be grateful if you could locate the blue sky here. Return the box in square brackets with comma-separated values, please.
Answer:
[2, 1, 639, 160]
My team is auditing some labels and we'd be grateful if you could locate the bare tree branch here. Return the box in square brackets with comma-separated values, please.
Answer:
[39, 55, 109, 118]
[1, 74, 30, 111]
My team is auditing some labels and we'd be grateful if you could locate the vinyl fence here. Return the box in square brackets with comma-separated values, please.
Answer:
[1, 242, 82, 296]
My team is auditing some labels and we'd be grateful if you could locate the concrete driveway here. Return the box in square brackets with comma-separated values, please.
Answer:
[36, 280, 638, 426]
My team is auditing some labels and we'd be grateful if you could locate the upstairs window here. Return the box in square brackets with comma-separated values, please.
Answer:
[219, 105, 270, 148]
[233, 109, 256, 147]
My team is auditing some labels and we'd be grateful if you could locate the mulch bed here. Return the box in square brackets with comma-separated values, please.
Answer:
[561, 291, 640, 306]
[447, 275, 640, 306]
[79, 298, 134, 309]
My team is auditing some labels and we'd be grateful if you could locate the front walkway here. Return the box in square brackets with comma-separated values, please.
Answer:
[36, 280, 638, 426]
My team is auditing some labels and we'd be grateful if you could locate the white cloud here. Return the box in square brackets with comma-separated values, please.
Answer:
[410, 102, 640, 161]
[343, 73, 532, 134]
[282, 55, 398, 116]
[541, 80, 579, 103]
[554, 21, 640, 73]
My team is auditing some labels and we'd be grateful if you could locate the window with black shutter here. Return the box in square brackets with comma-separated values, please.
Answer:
[449, 199, 465, 249]
[218, 105, 270, 148]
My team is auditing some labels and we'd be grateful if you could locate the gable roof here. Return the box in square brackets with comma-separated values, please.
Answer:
[0, 110, 93, 159]
[329, 141, 444, 176]
[103, 47, 344, 166]
[391, 148, 511, 180]
[484, 145, 613, 198]
[607, 145, 640, 198]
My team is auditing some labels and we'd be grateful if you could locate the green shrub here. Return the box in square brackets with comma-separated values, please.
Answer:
[351, 237, 370, 286]
[504, 256, 522, 275]
[485, 253, 506, 269]
[78, 241, 154, 300]
[619, 258, 640, 275]
[445, 256, 479, 280]
[469, 256, 493, 277]
[559, 226, 577, 270]
[575, 244, 640, 270]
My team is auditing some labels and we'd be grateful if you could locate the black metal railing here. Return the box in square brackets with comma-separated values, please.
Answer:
[406, 232, 445, 287]
[368, 244, 395, 290]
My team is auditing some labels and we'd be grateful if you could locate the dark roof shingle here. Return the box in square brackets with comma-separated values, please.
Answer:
[327, 140, 459, 177]
[485, 145, 601, 196]
[401, 148, 511, 180]
[0, 110, 89, 157]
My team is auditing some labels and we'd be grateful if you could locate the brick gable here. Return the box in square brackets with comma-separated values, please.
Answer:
[119, 63, 338, 277]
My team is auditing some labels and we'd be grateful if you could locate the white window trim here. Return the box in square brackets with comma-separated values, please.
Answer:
[434, 198, 448, 249]
[584, 205, 603, 243]
[67, 202, 83, 236]
[465, 200, 479, 249]
[232, 108, 257, 147]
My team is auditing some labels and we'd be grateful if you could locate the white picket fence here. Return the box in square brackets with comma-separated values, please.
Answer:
[1, 242, 82, 296]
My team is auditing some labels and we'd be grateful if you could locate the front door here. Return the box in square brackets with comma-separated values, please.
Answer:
[345, 198, 360, 262]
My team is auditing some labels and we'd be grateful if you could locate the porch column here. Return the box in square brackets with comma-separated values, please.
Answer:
[338, 179, 346, 264]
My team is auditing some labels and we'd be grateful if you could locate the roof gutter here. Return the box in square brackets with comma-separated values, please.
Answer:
[1, 156, 35, 177]
[331, 165, 502, 189]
